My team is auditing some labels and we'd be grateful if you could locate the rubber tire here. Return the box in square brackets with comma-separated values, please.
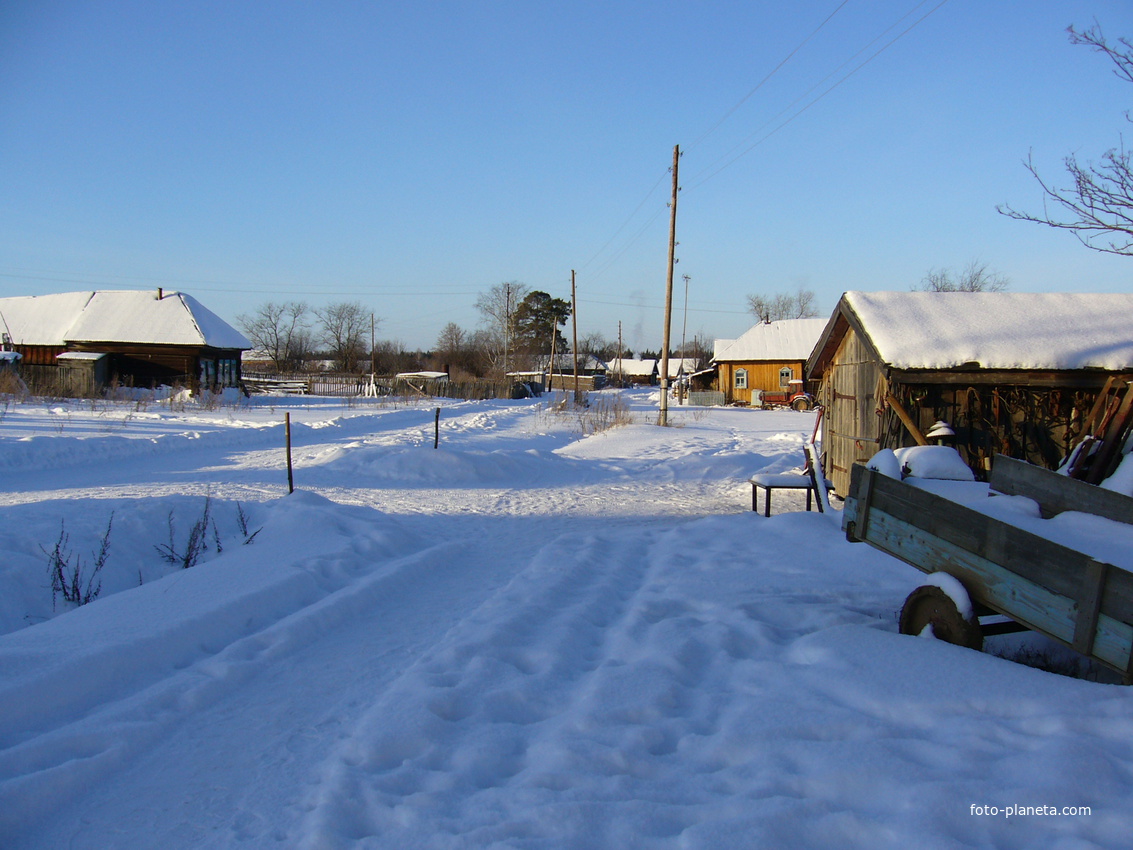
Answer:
[899, 584, 983, 651]
[791, 397, 811, 411]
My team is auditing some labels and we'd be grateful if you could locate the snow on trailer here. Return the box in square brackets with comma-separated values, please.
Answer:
[843, 454, 1133, 682]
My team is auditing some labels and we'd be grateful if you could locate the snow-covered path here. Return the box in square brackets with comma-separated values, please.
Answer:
[2, 391, 1131, 848]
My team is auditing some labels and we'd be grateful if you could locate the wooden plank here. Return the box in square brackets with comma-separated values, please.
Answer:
[1087, 382, 1133, 484]
[990, 454, 1133, 526]
[885, 394, 928, 445]
[863, 508, 1080, 643]
[850, 466, 1133, 626]
[1083, 376, 1120, 435]
[862, 499, 1133, 675]
[1073, 559, 1108, 656]
[887, 369, 1116, 389]
[847, 465, 1133, 674]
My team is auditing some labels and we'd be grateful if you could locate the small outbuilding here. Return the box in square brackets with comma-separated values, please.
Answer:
[806, 291, 1133, 495]
[713, 318, 827, 405]
[606, 358, 658, 386]
[0, 290, 251, 394]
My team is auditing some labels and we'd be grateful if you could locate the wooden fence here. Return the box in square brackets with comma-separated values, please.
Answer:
[242, 371, 518, 400]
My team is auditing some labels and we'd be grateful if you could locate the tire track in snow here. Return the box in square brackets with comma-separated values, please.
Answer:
[2, 526, 566, 849]
[296, 525, 666, 849]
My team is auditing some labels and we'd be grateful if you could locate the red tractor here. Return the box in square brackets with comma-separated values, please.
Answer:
[757, 380, 814, 411]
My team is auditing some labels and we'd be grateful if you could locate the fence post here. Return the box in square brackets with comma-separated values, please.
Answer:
[434, 407, 440, 448]
[285, 412, 294, 494]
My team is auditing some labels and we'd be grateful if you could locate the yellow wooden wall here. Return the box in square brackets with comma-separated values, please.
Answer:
[717, 360, 805, 405]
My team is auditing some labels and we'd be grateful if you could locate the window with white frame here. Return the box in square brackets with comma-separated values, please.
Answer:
[779, 366, 794, 388]
[734, 368, 748, 390]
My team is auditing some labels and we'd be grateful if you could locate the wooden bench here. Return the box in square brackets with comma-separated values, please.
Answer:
[750, 446, 834, 517]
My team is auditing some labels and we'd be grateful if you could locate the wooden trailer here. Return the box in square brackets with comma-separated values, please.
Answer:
[842, 455, 1133, 682]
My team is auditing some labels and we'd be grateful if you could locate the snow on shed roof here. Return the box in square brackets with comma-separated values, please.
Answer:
[0, 292, 95, 346]
[0, 291, 251, 350]
[713, 318, 827, 363]
[607, 358, 658, 376]
[841, 291, 1133, 371]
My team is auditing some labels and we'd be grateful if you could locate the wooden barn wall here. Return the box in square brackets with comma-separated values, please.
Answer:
[11, 345, 66, 366]
[816, 330, 883, 495]
[717, 360, 806, 405]
[14, 343, 244, 396]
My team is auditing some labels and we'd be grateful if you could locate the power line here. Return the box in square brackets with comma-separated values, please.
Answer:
[577, 0, 950, 287]
[576, 6, 852, 286]
[684, 0, 851, 156]
[685, 0, 952, 192]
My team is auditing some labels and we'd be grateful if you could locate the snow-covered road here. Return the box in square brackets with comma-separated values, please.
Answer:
[1, 390, 1130, 848]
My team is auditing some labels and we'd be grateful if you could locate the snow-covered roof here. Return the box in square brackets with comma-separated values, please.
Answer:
[607, 358, 658, 377]
[665, 358, 698, 378]
[713, 318, 828, 363]
[0, 291, 251, 350]
[536, 354, 608, 372]
[0, 292, 95, 346]
[836, 291, 1133, 371]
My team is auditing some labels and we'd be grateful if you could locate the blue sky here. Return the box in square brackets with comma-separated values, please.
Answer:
[2, 0, 1131, 353]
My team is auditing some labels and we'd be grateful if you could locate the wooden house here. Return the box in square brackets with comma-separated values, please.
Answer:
[713, 318, 827, 405]
[606, 358, 658, 386]
[0, 290, 251, 394]
[806, 291, 1133, 495]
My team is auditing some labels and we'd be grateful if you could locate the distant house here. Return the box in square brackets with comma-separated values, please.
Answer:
[606, 358, 659, 386]
[665, 358, 699, 380]
[806, 291, 1133, 495]
[713, 318, 827, 405]
[533, 354, 608, 393]
[0, 290, 251, 394]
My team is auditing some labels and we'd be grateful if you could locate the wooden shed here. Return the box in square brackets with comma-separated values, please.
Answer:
[807, 291, 1133, 496]
[606, 358, 658, 386]
[713, 318, 827, 405]
[0, 290, 251, 394]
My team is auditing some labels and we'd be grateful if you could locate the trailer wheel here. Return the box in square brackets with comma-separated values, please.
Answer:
[899, 584, 983, 651]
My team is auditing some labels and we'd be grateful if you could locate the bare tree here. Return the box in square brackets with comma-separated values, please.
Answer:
[474, 281, 529, 376]
[578, 332, 619, 362]
[917, 261, 1009, 292]
[315, 301, 373, 372]
[676, 332, 713, 370]
[998, 25, 1133, 255]
[433, 322, 481, 376]
[435, 322, 466, 359]
[237, 301, 311, 371]
[372, 339, 421, 375]
[746, 287, 819, 322]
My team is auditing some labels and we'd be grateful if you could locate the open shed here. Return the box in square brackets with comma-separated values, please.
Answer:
[806, 291, 1133, 495]
[0, 290, 251, 394]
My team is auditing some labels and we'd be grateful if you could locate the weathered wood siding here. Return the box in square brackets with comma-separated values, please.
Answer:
[817, 329, 883, 495]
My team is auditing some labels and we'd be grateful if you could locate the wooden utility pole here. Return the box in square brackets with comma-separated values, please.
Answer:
[571, 270, 581, 405]
[659, 144, 680, 426]
[617, 321, 624, 387]
[547, 317, 558, 394]
[504, 282, 511, 378]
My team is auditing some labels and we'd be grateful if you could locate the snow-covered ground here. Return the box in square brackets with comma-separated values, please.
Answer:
[0, 388, 1129, 848]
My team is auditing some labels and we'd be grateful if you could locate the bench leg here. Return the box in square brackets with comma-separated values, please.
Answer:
[806, 487, 813, 512]
[752, 483, 758, 512]
[765, 488, 772, 518]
